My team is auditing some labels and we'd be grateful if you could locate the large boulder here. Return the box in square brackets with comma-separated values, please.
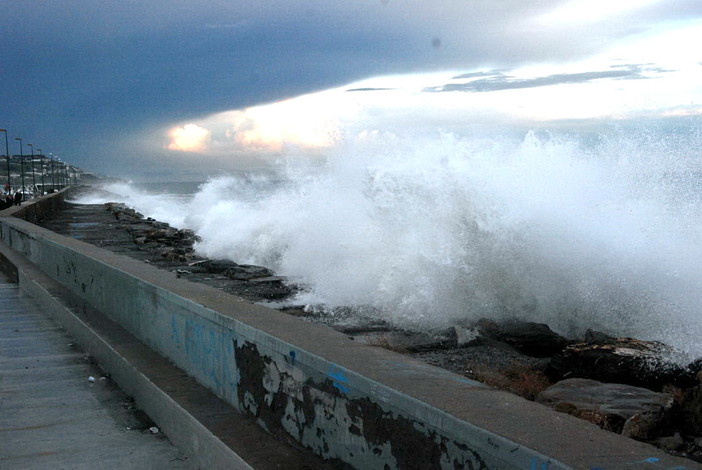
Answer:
[537, 378, 673, 435]
[476, 319, 569, 357]
[547, 331, 694, 390]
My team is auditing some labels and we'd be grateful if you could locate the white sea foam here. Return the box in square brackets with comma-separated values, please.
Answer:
[76, 124, 702, 357]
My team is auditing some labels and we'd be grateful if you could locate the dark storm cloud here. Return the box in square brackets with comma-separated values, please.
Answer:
[2, 1, 422, 175]
[1, 0, 700, 178]
[423, 64, 671, 93]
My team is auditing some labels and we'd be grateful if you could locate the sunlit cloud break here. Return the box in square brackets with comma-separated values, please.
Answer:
[167, 123, 211, 152]
[166, 95, 348, 155]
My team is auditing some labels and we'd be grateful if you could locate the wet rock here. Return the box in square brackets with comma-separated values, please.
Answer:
[537, 378, 673, 433]
[451, 326, 482, 347]
[655, 433, 684, 452]
[156, 246, 190, 261]
[621, 409, 670, 441]
[477, 319, 569, 357]
[174, 228, 198, 242]
[249, 276, 287, 285]
[547, 334, 694, 390]
[687, 358, 702, 382]
[225, 264, 274, 281]
[107, 203, 144, 222]
[189, 259, 240, 274]
[125, 222, 157, 235]
[676, 385, 702, 436]
[360, 330, 456, 353]
[147, 227, 178, 241]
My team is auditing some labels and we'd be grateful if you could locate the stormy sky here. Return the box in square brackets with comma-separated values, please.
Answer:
[2, 0, 701, 180]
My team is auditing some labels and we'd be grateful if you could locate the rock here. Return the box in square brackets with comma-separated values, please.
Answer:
[655, 433, 684, 452]
[537, 378, 673, 433]
[249, 276, 286, 285]
[175, 228, 198, 242]
[676, 385, 702, 436]
[687, 358, 702, 383]
[156, 246, 189, 261]
[622, 410, 670, 441]
[477, 319, 569, 357]
[452, 326, 482, 347]
[225, 264, 274, 280]
[189, 259, 240, 274]
[147, 227, 178, 241]
[547, 335, 694, 390]
[107, 203, 144, 222]
[360, 330, 455, 353]
[125, 222, 156, 235]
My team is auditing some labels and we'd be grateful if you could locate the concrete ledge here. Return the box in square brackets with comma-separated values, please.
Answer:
[1, 197, 699, 469]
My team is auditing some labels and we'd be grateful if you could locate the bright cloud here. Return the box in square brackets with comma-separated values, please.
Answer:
[535, 0, 663, 26]
[165, 93, 356, 156]
[162, 19, 702, 160]
[167, 123, 211, 152]
[220, 95, 349, 152]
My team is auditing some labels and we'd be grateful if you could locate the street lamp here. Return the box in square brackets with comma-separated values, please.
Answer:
[50, 153, 55, 192]
[37, 149, 44, 195]
[56, 157, 62, 189]
[0, 129, 10, 192]
[15, 137, 24, 199]
[27, 143, 36, 197]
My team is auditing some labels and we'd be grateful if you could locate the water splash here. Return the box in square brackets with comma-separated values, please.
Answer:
[77, 123, 702, 357]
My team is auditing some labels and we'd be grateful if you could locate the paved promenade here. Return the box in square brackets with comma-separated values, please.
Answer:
[0, 271, 193, 469]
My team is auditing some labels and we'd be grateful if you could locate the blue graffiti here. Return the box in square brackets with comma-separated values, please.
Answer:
[529, 458, 549, 470]
[631, 456, 689, 469]
[288, 350, 296, 366]
[328, 365, 350, 394]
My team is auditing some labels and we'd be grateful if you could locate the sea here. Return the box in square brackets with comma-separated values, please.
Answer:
[72, 121, 702, 359]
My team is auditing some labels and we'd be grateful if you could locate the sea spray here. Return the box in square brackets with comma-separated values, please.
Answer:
[71, 181, 190, 228]
[76, 124, 702, 358]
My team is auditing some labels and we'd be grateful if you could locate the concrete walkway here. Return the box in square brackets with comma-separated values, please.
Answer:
[0, 271, 194, 469]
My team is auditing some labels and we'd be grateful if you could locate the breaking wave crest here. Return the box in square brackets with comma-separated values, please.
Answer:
[77, 124, 702, 357]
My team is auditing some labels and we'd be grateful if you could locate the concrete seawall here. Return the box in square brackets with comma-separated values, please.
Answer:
[1, 192, 697, 469]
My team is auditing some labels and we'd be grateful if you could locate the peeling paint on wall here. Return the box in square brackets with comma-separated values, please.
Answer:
[233, 339, 491, 469]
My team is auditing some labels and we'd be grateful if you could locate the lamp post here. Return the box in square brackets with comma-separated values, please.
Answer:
[27, 143, 36, 197]
[15, 138, 24, 199]
[37, 149, 44, 195]
[49, 153, 55, 192]
[56, 157, 62, 189]
[0, 129, 10, 193]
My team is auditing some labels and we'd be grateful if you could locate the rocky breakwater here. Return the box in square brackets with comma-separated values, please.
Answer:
[105, 202, 296, 301]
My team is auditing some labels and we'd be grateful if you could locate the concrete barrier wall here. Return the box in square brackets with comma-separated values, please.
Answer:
[7, 187, 70, 224]
[1, 197, 695, 470]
